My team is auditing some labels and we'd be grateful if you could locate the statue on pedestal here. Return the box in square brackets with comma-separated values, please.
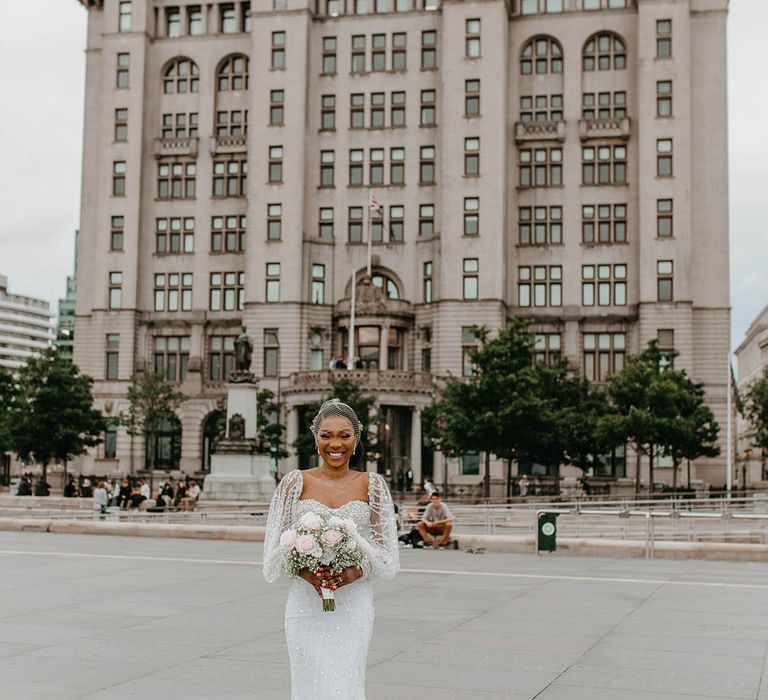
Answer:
[229, 327, 256, 383]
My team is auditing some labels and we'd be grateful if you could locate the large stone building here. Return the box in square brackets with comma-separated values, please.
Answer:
[56, 232, 79, 364]
[73, 0, 730, 494]
[0, 275, 53, 373]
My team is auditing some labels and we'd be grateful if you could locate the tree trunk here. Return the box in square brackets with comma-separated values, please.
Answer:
[149, 431, 155, 496]
[634, 449, 641, 496]
[672, 458, 678, 493]
[648, 444, 655, 498]
[687, 458, 692, 489]
[63, 458, 68, 493]
[506, 458, 512, 501]
[484, 450, 491, 500]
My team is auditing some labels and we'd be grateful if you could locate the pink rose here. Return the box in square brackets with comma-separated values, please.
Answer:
[341, 518, 358, 534]
[299, 512, 323, 531]
[279, 529, 296, 551]
[321, 529, 343, 546]
[294, 534, 316, 555]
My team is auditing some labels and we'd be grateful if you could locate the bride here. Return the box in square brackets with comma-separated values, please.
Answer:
[263, 399, 399, 699]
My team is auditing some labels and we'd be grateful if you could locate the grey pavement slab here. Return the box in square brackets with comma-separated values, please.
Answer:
[0, 531, 767, 699]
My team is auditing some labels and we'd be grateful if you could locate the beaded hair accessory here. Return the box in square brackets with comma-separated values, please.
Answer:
[310, 398, 364, 447]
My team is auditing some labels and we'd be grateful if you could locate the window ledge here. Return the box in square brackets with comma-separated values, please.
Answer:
[515, 120, 565, 143]
[579, 117, 631, 141]
[154, 136, 199, 158]
[210, 134, 248, 155]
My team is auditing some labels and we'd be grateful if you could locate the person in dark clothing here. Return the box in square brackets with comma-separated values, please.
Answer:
[34, 478, 51, 497]
[17, 477, 32, 496]
[118, 479, 132, 509]
[63, 479, 79, 498]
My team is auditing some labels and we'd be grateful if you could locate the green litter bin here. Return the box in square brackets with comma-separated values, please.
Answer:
[537, 512, 558, 553]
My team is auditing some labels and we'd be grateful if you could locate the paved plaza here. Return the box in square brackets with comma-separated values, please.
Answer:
[0, 532, 767, 699]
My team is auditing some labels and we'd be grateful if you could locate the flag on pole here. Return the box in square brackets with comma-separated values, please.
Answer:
[369, 192, 382, 215]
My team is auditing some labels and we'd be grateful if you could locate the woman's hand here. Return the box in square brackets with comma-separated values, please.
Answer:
[315, 565, 364, 592]
[297, 568, 325, 599]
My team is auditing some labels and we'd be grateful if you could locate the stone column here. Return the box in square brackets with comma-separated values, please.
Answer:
[379, 323, 390, 370]
[409, 407, 422, 486]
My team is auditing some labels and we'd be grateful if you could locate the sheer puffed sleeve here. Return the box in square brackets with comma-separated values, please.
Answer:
[365, 472, 400, 580]
[262, 469, 303, 583]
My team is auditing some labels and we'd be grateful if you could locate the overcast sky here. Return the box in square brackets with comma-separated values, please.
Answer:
[0, 0, 765, 352]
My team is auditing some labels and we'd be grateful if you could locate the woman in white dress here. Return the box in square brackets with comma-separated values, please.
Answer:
[263, 399, 399, 700]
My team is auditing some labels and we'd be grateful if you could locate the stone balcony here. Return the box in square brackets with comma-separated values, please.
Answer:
[579, 117, 631, 141]
[514, 120, 566, 144]
[284, 369, 435, 397]
[210, 134, 248, 155]
[154, 136, 199, 158]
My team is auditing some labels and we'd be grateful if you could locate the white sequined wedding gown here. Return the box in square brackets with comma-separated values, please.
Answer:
[263, 469, 399, 700]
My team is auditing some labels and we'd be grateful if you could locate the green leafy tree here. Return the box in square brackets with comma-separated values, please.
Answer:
[256, 388, 290, 463]
[0, 367, 19, 456]
[744, 367, 768, 453]
[10, 348, 106, 485]
[293, 378, 379, 470]
[119, 371, 187, 488]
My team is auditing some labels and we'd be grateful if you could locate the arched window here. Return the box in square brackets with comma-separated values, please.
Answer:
[370, 272, 400, 299]
[163, 58, 200, 94]
[520, 36, 563, 75]
[583, 32, 626, 71]
[218, 54, 249, 91]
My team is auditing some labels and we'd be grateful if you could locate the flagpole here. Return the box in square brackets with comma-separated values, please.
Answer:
[367, 189, 374, 278]
[726, 352, 732, 498]
[348, 268, 356, 369]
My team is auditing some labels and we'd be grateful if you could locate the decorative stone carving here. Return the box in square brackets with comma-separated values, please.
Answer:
[228, 413, 245, 439]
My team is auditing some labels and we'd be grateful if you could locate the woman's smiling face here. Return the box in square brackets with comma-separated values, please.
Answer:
[316, 415, 357, 468]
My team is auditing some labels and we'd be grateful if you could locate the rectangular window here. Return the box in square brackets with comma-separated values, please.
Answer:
[390, 148, 405, 185]
[110, 215, 124, 251]
[459, 453, 480, 475]
[355, 0, 371, 13]
[462, 326, 478, 376]
[463, 258, 478, 300]
[396, 0, 410, 9]
[581, 264, 627, 306]
[272, 31, 286, 69]
[188, 5, 203, 35]
[351, 35, 366, 73]
[520, 0, 538, 14]
[209, 336, 236, 381]
[581, 145, 626, 185]
[348, 206, 364, 242]
[322, 37, 337, 74]
[657, 19, 672, 58]
[464, 137, 480, 176]
[158, 160, 196, 199]
[657, 80, 672, 117]
[371, 34, 386, 71]
[243, 2, 251, 31]
[421, 30, 436, 69]
[105, 334, 120, 380]
[116, 52, 130, 88]
[581, 91, 625, 120]
[465, 18, 481, 58]
[465, 79, 480, 117]
[583, 332, 626, 382]
[104, 425, 117, 459]
[657, 199, 673, 237]
[270, 90, 285, 126]
[423, 261, 433, 303]
[375, 0, 391, 12]
[370, 92, 385, 128]
[319, 207, 334, 239]
[215, 109, 248, 136]
[581, 204, 626, 244]
[154, 273, 193, 312]
[265, 263, 280, 303]
[392, 32, 406, 70]
[546, 0, 563, 11]
[161, 112, 198, 138]
[268, 146, 283, 183]
[166, 6, 182, 37]
[369, 148, 384, 185]
[521, 94, 563, 122]
[119, 2, 132, 32]
[518, 206, 562, 245]
[153, 336, 191, 381]
[391, 91, 406, 127]
[463, 197, 479, 236]
[658, 328, 675, 370]
[533, 333, 561, 366]
[657, 138, 673, 177]
[420, 90, 436, 127]
[419, 204, 434, 237]
[519, 147, 562, 188]
[321, 94, 335, 130]
[213, 157, 247, 196]
[657, 260, 673, 301]
[350, 93, 365, 129]
[349, 149, 364, 186]
[220, 3, 237, 33]
[264, 329, 279, 376]
[211, 215, 246, 252]
[209, 271, 245, 311]
[115, 108, 128, 141]
[310, 348, 325, 371]
[419, 146, 435, 184]
[518, 266, 562, 307]
[155, 216, 195, 254]
[320, 150, 335, 188]
[113, 161, 126, 196]
[389, 205, 404, 241]
[267, 203, 282, 240]
[109, 272, 122, 309]
[311, 264, 325, 304]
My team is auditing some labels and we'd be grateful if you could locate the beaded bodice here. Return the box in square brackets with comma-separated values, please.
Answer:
[294, 498, 371, 530]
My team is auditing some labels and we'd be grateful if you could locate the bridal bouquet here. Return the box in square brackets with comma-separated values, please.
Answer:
[280, 511, 371, 611]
